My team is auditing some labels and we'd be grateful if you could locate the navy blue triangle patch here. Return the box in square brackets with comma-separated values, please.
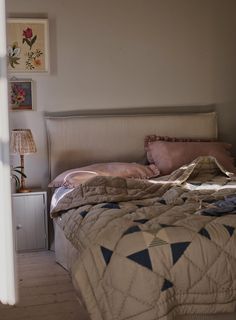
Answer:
[137, 204, 144, 208]
[80, 210, 88, 218]
[102, 202, 120, 209]
[159, 223, 176, 228]
[159, 199, 166, 205]
[223, 224, 235, 237]
[101, 246, 113, 265]
[127, 249, 152, 271]
[199, 227, 211, 240]
[161, 279, 173, 291]
[171, 242, 191, 265]
[123, 225, 141, 235]
[133, 219, 149, 224]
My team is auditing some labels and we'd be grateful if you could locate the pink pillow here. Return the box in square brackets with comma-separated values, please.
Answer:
[49, 162, 160, 188]
[146, 141, 236, 175]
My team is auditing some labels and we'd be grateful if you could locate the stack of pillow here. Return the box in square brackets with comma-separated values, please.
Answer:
[49, 135, 235, 189]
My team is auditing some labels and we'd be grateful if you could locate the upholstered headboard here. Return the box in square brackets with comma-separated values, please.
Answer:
[45, 108, 217, 180]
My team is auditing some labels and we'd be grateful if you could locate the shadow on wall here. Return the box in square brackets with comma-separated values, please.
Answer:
[216, 103, 236, 160]
[0, 140, 10, 166]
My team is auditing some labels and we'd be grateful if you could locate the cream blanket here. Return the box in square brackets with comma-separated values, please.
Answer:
[52, 157, 236, 320]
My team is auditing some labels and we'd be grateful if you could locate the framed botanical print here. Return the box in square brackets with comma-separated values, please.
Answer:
[7, 18, 49, 73]
[9, 79, 34, 110]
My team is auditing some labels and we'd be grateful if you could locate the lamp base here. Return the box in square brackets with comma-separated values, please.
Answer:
[18, 188, 31, 193]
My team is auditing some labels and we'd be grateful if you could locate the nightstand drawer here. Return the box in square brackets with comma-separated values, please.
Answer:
[12, 191, 48, 252]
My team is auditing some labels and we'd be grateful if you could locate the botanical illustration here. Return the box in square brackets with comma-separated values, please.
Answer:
[7, 19, 48, 73]
[8, 42, 21, 68]
[10, 80, 33, 110]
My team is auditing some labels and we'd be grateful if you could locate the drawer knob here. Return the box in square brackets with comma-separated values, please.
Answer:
[16, 224, 22, 230]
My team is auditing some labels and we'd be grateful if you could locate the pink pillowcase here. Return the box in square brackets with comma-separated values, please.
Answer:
[146, 141, 236, 175]
[49, 162, 160, 188]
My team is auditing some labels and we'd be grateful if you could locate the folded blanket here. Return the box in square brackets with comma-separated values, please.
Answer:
[201, 195, 236, 216]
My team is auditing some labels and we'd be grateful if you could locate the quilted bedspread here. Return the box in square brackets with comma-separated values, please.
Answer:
[52, 157, 236, 320]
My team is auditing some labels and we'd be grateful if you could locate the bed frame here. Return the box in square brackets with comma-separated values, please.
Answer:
[45, 107, 217, 180]
[45, 107, 235, 320]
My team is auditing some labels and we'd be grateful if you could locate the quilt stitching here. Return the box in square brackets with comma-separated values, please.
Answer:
[185, 235, 234, 292]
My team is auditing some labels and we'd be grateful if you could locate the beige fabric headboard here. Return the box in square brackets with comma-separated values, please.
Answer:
[45, 109, 217, 180]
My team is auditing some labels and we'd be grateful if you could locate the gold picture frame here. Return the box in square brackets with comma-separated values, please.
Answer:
[7, 18, 49, 73]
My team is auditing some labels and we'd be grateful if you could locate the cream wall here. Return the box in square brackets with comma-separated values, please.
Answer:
[6, 0, 236, 188]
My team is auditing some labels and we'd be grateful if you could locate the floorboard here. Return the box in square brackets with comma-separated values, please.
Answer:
[0, 251, 89, 320]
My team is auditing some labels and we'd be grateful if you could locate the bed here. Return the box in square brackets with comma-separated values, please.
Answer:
[45, 108, 236, 320]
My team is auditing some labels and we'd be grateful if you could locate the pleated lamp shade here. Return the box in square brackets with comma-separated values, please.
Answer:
[10, 129, 37, 192]
[10, 129, 37, 155]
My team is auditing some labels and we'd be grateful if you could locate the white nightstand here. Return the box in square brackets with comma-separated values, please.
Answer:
[12, 190, 48, 252]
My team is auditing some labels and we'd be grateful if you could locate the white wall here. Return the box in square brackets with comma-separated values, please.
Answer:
[6, 0, 236, 188]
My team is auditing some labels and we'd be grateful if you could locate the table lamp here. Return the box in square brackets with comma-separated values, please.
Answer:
[10, 129, 37, 192]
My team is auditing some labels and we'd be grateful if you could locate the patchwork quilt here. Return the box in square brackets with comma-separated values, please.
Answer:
[51, 157, 236, 320]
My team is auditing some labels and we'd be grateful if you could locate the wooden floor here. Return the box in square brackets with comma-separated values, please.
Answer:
[0, 251, 89, 320]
